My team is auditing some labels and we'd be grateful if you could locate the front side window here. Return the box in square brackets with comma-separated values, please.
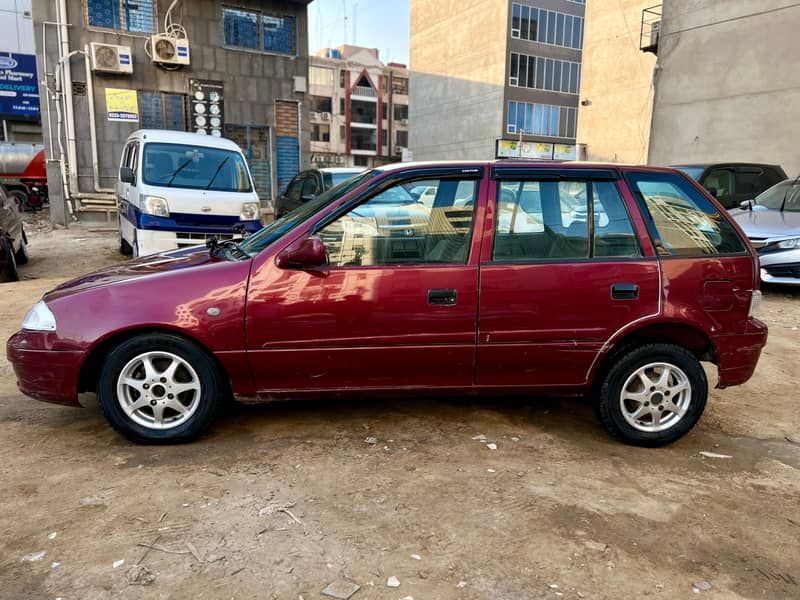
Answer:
[627, 172, 746, 256]
[492, 179, 640, 261]
[755, 179, 800, 211]
[142, 143, 253, 192]
[222, 6, 296, 55]
[88, 0, 155, 33]
[319, 177, 478, 267]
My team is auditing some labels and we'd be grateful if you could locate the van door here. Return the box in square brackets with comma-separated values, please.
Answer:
[117, 140, 139, 246]
[476, 168, 661, 388]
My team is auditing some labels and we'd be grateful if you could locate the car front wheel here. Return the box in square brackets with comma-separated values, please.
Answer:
[597, 343, 707, 446]
[97, 333, 224, 443]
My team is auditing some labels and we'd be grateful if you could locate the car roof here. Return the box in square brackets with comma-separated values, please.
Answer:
[672, 163, 782, 169]
[373, 160, 679, 175]
[126, 129, 244, 153]
[317, 167, 363, 174]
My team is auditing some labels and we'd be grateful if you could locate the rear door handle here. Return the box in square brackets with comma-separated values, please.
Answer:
[428, 288, 457, 306]
[611, 283, 639, 300]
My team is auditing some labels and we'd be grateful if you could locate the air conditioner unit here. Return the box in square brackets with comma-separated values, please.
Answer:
[400, 118, 409, 126]
[90, 42, 133, 74]
[650, 21, 661, 47]
[321, 112, 331, 120]
[151, 34, 191, 65]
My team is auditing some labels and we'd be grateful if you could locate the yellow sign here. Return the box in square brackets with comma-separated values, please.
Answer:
[496, 139, 553, 159]
[554, 144, 577, 160]
[105, 88, 138, 122]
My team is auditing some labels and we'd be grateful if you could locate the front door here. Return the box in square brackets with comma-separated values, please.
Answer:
[476, 169, 660, 388]
[245, 169, 485, 393]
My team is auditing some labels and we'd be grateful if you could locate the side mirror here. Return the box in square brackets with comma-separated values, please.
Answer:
[705, 186, 718, 198]
[275, 235, 327, 269]
[301, 194, 316, 203]
[740, 199, 753, 211]
[120, 166, 135, 184]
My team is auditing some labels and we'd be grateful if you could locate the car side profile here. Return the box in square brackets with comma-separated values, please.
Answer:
[7, 162, 767, 446]
[0, 184, 29, 282]
[673, 163, 786, 210]
[274, 167, 362, 218]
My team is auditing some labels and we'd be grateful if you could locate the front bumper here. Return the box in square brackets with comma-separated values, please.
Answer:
[6, 331, 84, 406]
[758, 247, 800, 286]
[715, 319, 769, 388]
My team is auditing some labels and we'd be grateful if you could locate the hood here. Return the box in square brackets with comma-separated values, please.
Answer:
[731, 209, 800, 239]
[45, 247, 221, 301]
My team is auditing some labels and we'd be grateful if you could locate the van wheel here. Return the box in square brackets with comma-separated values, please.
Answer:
[97, 333, 223, 444]
[1, 236, 19, 282]
[597, 343, 707, 447]
[14, 230, 29, 265]
[120, 235, 133, 255]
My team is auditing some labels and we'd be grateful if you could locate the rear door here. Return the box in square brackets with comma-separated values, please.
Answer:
[476, 168, 661, 387]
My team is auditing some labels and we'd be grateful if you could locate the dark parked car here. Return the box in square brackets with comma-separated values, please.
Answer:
[274, 167, 362, 218]
[672, 163, 786, 210]
[0, 184, 29, 282]
[7, 162, 766, 447]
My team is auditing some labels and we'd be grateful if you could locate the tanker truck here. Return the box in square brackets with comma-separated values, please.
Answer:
[0, 143, 48, 211]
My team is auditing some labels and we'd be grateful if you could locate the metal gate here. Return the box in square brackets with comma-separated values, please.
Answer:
[224, 125, 273, 209]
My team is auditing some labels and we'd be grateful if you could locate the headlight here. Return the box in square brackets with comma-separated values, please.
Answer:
[240, 202, 260, 221]
[22, 300, 57, 331]
[776, 237, 800, 249]
[142, 195, 170, 218]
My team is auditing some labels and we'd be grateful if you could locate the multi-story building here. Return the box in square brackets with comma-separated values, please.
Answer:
[410, 0, 585, 162]
[308, 45, 409, 168]
[647, 1, 800, 175]
[32, 0, 312, 225]
[0, 0, 41, 141]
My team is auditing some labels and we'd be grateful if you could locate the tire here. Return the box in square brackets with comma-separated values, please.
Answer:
[97, 333, 224, 444]
[14, 229, 29, 265]
[0, 236, 19, 282]
[120, 234, 133, 256]
[597, 343, 707, 447]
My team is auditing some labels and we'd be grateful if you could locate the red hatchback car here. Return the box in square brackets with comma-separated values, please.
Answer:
[7, 162, 767, 445]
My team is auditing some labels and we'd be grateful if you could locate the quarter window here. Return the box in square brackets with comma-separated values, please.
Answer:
[627, 173, 746, 256]
[87, 0, 155, 33]
[492, 180, 640, 261]
[222, 6, 296, 55]
[319, 178, 478, 267]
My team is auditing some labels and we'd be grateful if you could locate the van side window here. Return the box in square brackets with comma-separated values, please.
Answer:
[626, 172, 746, 256]
[492, 180, 640, 261]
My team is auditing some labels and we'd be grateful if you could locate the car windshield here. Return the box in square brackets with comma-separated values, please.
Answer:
[754, 178, 800, 211]
[142, 143, 253, 192]
[239, 169, 378, 257]
[673, 166, 705, 180]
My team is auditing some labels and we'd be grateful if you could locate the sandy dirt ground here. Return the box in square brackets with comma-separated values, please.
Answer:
[1, 216, 799, 600]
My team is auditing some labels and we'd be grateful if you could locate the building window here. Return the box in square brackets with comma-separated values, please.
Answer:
[340, 125, 346, 139]
[340, 70, 346, 88]
[310, 95, 333, 113]
[222, 6, 296, 55]
[309, 66, 334, 87]
[354, 155, 369, 167]
[507, 100, 577, 139]
[382, 129, 388, 146]
[511, 3, 583, 50]
[396, 130, 408, 147]
[392, 77, 408, 95]
[312, 124, 330, 142]
[339, 98, 345, 115]
[381, 104, 388, 120]
[140, 92, 187, 130]
[87, 0, 155, 33]
[394, 104, 408, 121]
[509, 53, 581, 94]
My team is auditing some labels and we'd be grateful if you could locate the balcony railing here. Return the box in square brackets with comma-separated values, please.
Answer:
[640, 4, 662, 54]
[352, 86, 378, 98]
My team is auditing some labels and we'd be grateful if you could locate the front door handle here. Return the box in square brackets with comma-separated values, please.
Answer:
[611, 283, 639, 300]
[428, 288, 457, 306]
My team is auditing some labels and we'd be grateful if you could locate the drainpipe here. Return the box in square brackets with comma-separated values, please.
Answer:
[84, 46, 115, 194]
[57, 0, 79, 197]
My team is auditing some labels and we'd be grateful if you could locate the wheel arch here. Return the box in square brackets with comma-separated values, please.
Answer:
[78, 326, 233, 397]
[589, 321, 717, 392]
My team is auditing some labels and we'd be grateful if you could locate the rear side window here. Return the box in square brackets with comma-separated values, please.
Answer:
[492, 179, 640, 261]
[626, 172, 746, 256]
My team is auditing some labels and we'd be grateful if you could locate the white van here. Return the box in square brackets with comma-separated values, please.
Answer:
[117, 130, 263, 257]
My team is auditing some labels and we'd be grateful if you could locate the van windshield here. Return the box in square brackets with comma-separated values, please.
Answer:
[239, 169, 378, 257]
[142, 143, 253, 192]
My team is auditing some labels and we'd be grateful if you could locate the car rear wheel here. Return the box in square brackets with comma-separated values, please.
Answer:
[597, 343, 707, 446]
[97, 333, 224, 443]
[14, 229, 29, 265]
[0, 236, 19, 282]
[8, 189, 27, 211]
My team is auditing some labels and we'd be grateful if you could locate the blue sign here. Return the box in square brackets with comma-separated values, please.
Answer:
[0, 53, 40, 119]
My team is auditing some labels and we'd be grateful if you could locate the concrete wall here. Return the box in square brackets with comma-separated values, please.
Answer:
[33, 0, 310, 224]
[576, 0, 655, 164]
[409, 0, 508, 160]
[649, 0, 800, 175]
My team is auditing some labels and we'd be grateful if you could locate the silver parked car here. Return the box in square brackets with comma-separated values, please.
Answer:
[731, 177, 800, 285]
